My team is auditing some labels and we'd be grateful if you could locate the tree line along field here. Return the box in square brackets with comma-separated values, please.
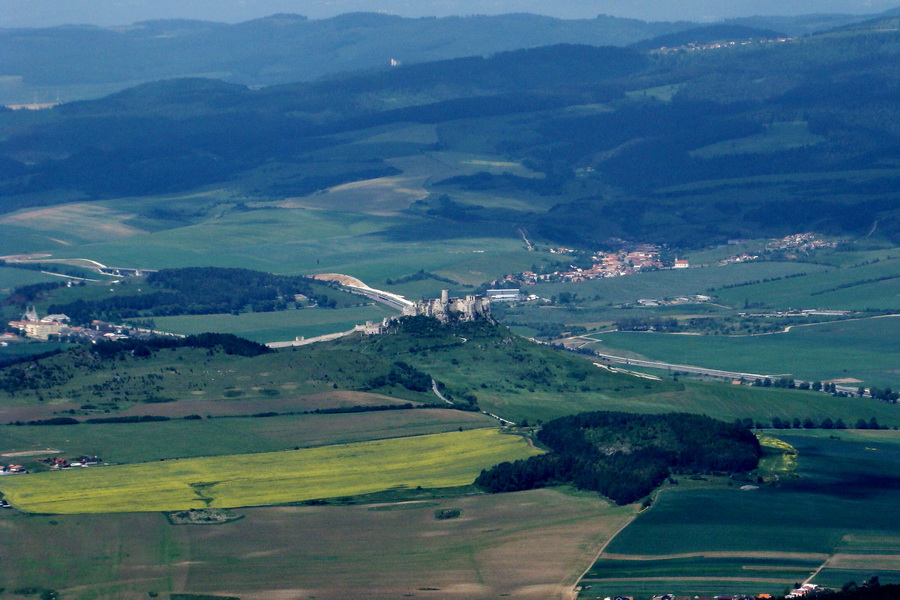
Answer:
[0, 429, 541, 514]
[579, 430, 900, 599]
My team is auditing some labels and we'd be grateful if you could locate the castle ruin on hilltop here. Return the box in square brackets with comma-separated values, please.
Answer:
[270, 289, 493, 346]
[401, 289, 492, 323]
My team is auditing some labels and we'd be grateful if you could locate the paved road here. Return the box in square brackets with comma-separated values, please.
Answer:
[340, 283, 414, 310]
[267, 328, 357, 348]
[592, 352, 863, 396]
[592, 351, 775, 381]
[431, 379, 454, 406]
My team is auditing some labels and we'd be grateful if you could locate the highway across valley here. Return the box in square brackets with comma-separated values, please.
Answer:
[590, 351, 862, 396]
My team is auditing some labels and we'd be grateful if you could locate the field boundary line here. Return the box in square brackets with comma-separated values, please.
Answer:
[724, 313, 900, 338]
[566, 505, 640, 600]
[805, 552, 834, 585]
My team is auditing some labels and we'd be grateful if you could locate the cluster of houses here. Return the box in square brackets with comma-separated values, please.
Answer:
[718, 253, 760, 266]
[636, 295, 712, 307]
[601, 594, 774, 600]
[768, 233, 838, 253]
[786, 584, 822, 598]
[6, 307, 151, 343]
[500, 245, 687, 287]
[0, 464, 27, 475]
[738, 309, 853, 318]
[651, 35, 796, 55]
[38, 456, 102, 470]
[597, 585, 838, 600]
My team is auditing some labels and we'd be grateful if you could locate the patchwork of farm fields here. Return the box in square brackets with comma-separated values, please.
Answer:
[580, 430, 900, 599]
[0, 428, 540, 514]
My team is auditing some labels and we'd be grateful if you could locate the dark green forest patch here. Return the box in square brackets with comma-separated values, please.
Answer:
[475, 411, 761, 504]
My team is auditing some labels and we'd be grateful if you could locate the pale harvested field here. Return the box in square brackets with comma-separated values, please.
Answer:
[115, 390, 421, 418]
[0, 489, 634, 600]
[279, 155, 435, 214]
[0, 390, 421, 422]
[828, 553, 900, 570]
[278, 151, 532, 215]
[183, 489, 635, 600]
[0, 203, 145, 240]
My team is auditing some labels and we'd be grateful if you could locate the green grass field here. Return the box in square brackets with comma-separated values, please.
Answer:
[0, 429, 540, 513]
[0, 408, 496, 465]
[690, 121, 825, 158]
[586, 315, 900, 387]
[580, 430, 900, 598]
[0, 340, 67, 363]
[714, 256, 900, 311]
[0, 265, 63, 293]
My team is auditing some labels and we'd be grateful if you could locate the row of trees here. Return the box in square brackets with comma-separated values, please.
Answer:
[751, 377, 899, 402]
[767, 416, 888, 430]
[90, 332, 271, 359]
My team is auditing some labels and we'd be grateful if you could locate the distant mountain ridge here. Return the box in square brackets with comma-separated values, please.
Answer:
[0, 12, 686, 104]
[0, 10, 885, 105]
[3, 0, 898, 27]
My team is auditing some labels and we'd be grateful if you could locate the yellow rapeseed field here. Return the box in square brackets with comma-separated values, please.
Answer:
[0, 429, 540, 514]
[756, 433, 799, 479]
